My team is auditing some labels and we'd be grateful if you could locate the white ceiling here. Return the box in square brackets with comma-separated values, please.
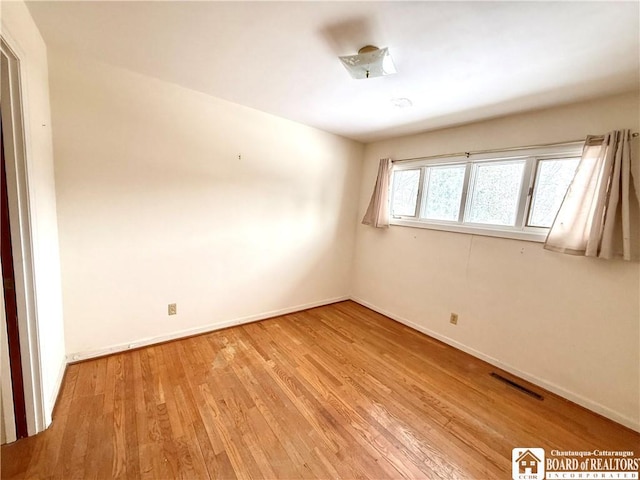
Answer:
[25, 1, 640, 143]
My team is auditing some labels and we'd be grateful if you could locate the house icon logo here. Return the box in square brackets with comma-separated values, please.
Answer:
[512, 448, 545, 480]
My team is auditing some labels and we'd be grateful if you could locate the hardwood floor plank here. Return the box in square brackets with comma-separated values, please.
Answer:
[243, 321, 432, 479]
[110, 355, 127, 478]
[239, 324, 393, 478]
[197, 381, 260, 480]
[3, 301, 638, 479]
[231, 362, 327, 479]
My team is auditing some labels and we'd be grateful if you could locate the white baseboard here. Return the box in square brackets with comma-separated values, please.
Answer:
[350, 296, 640, 433]
[63, 294, 639, 432]
[67, 296, 349, 364]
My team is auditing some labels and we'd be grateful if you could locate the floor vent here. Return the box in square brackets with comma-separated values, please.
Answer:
[490, 372, 544, 400]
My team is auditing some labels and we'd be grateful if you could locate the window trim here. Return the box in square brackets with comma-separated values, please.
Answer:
[390, 144, 583, 242]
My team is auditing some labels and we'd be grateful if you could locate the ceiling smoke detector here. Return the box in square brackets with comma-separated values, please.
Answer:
[391, 97, 413, 109]
[339, 45, 397, 79]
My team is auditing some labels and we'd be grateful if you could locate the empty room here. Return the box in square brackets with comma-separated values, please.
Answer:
[1, 1, 639, 479]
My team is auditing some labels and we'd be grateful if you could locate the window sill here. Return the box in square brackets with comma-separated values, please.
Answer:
[390, 218, 549, 243]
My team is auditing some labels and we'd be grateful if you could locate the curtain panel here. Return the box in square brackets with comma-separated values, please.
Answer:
[362, 158, 392, 228]
[544, 130, 639, 260]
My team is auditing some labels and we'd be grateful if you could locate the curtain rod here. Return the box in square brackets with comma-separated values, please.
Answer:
[392, 132, 640, 164]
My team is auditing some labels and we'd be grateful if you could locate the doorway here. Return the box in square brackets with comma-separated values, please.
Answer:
[0, 36, 46, 439]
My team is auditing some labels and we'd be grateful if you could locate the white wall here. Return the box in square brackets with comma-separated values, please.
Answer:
[352, 92, 640, 430]
[48, 52, 363, 359]
[1, 0, 66, 428]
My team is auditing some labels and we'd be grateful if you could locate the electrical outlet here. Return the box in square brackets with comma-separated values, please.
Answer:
[168, 303, 177, 315]
[450, 313, 458, 325]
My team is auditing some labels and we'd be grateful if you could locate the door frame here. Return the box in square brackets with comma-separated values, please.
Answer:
[1, 268, 17, 443]
[2, 105, 28, 440]
[0, 34, 46, 437]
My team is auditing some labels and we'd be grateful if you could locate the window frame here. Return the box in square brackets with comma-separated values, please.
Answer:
[389, 144, 583, 242]
[419, 163, 468, 223]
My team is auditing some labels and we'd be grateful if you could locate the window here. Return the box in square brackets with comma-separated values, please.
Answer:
[467, 160, 525, 226]
[391, 169, 420, 216]
[527, 157, 580, 228]
[390, 144, 581, 241]
[422, 165, 465, 221]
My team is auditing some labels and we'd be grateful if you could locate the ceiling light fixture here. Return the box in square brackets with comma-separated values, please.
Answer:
[339, 45, 397, 79]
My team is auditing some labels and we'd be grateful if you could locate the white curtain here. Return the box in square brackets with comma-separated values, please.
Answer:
[544, 130, 638, 260]
[362, 158, 392, 228]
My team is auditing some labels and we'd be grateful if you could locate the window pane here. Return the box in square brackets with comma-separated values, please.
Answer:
[391, 169, 420, 217]
[422, 165, 465, 221]
[528, 158, 579, 227]
[467, 161, 525, 226]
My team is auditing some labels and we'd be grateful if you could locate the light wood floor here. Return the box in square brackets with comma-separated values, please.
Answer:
[2, 301, 638, 479]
